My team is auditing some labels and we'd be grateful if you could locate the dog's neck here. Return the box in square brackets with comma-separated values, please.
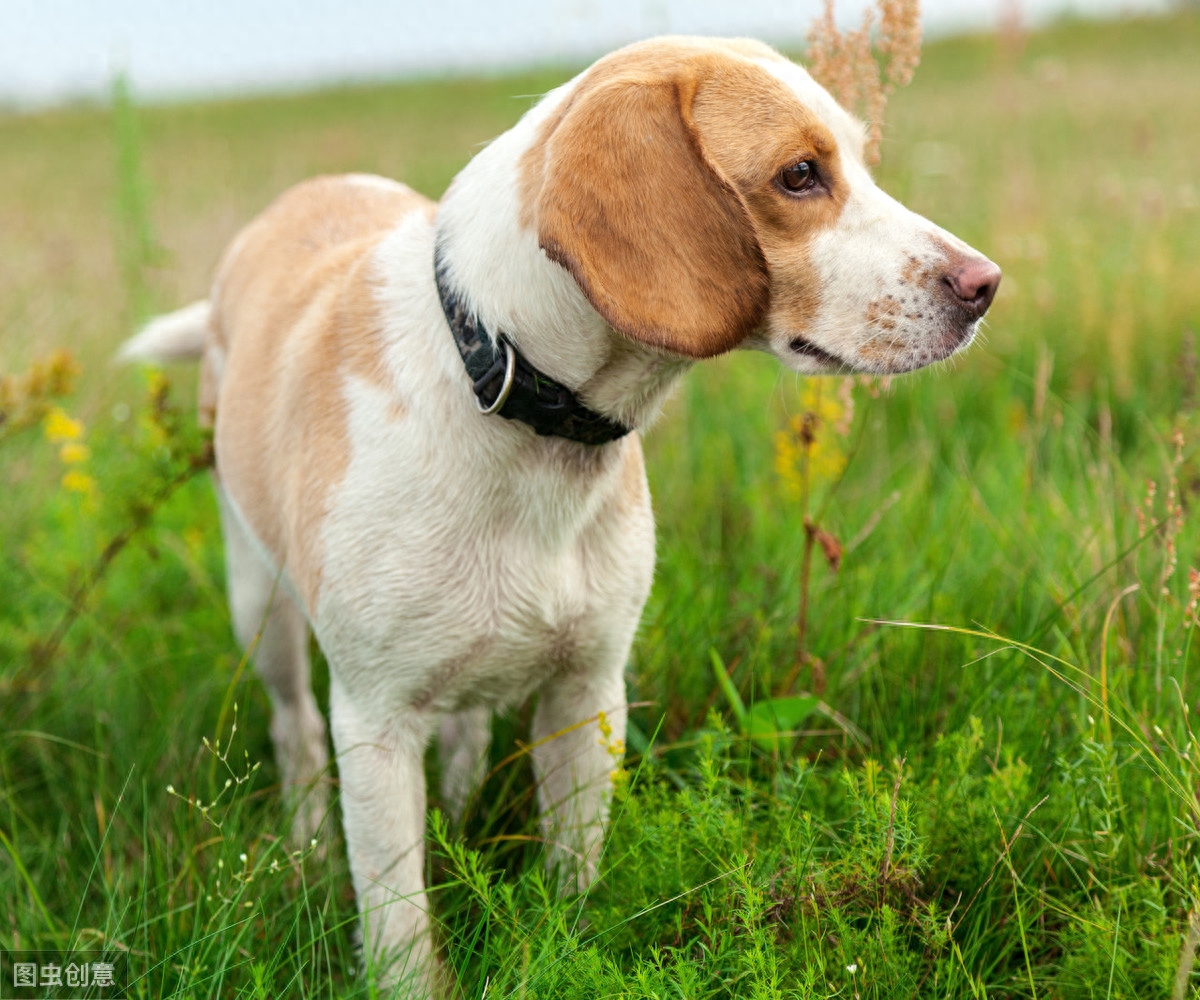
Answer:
[433, 87, 691, 435]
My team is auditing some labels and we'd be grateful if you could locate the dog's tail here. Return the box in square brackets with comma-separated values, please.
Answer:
[117, 300, 210, 364]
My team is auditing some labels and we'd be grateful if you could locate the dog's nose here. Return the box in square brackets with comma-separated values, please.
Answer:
[943, 257, 1001, 319]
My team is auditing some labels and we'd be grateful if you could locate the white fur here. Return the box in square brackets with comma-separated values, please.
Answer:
[121, 37, 997, 998]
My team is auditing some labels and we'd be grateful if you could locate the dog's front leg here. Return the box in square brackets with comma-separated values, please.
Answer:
[330, 682, 438, 996]
[531, 662, 627, 893]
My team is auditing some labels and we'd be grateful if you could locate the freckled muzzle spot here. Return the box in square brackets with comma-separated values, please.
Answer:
[842, 237, 1000, 373]
[865, 297, 901, 324]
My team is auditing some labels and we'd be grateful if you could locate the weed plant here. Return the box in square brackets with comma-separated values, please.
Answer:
[2, 11, 1200, 998]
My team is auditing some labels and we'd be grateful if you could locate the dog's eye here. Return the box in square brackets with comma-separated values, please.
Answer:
[780, 160, 817, 193]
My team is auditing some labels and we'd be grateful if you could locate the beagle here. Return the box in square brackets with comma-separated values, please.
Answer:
[120, 36, 999, 994]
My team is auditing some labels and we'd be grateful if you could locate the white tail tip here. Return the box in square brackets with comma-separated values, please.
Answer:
[117, 300, 210, 364]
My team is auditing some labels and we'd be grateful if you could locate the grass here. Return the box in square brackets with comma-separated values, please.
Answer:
[3, 9, 1200, 997]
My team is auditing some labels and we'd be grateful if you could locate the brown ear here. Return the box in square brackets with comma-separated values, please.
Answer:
[532, 76, 769, 358]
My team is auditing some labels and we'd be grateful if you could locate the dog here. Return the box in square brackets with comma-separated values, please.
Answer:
[120, 35, 999, 994]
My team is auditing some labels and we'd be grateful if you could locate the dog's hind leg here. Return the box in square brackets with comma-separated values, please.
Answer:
[437, 706, 491, 824]
[216, 486, 330, 847]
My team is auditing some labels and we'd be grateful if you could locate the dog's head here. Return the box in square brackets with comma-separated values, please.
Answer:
[520, 37, 999, 375]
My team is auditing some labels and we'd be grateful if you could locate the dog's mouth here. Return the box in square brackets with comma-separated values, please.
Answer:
[785, 313, 980, 375]
[788, 336, 848, 370]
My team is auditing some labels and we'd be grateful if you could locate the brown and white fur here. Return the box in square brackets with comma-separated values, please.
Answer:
[120, 36, 999, 995]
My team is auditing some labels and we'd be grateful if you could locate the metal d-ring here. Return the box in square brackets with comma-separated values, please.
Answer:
[477, 338, 516, 415]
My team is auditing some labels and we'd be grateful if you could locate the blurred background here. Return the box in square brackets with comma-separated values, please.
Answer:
[0, 0, 1180, 107]
[4, 1, 1200, 994]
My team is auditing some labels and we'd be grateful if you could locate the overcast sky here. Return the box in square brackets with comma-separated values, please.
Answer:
[0, 0, 1175, 107]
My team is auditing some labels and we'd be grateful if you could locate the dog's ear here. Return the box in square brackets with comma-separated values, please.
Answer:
[530, 76, 769, 358]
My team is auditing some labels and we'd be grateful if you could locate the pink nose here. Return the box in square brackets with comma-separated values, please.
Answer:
[944, 257, 1002, 319]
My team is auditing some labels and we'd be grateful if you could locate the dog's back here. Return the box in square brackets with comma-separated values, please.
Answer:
[126, 174, 433, 609]
[203, 175, 432, 604]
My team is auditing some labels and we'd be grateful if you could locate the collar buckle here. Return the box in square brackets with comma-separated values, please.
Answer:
[474, 337, 516, 415]
[434, 243, 632, 446]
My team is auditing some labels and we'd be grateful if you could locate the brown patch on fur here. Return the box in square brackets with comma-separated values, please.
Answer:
[927, 233, 956, 261]
[900, 241, 951, 294]
[858, 297, 905, 361]
[518, 38, 787, 227]
[615, 433, 648, 515]
[541, 616, 582, 676]
[519, 38, 848, 358]
[856, 338, 897, 364]
[902, 258, 934, 289]
[410, 636, 493, 712]
[865, 297, 901, 326]
[207, 175, 432, 611]
[198, 347, 221, 429]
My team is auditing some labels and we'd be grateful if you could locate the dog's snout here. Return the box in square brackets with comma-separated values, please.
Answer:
[942, 257, 1001, 319]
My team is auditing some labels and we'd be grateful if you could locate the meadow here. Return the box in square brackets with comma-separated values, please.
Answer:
[3, 10, 1200, 997]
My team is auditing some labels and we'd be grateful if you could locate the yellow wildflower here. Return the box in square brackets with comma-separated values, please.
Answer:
[44, 406, 84, 443]
[799, 381, 845, 430]
[59, 442, 91, 464]
[62, 470, 98, 500]
[595, 710, 626, 788]
[184, 526, 206, 558]
[147, 370, 169, 398]
[774, 380, 851, 500]
[774, 427, 804, 499]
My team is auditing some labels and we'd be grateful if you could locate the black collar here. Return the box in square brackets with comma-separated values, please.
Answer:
[433, 243, 631, 446]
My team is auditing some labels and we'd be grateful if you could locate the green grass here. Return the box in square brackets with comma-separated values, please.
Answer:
[3, 10, 1200, 997]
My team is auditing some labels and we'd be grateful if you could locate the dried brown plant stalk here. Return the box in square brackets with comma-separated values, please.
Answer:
[806, 0, 922, 165]
[0, 348, 79, 444]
